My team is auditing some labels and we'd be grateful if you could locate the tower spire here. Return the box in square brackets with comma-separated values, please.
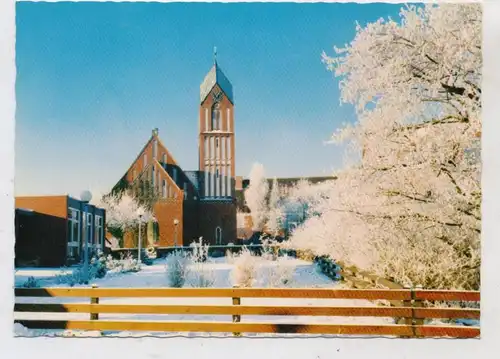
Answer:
[213, 46, 217, 65]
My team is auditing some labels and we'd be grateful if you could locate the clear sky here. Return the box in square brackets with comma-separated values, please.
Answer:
[15, 1, 403, 200]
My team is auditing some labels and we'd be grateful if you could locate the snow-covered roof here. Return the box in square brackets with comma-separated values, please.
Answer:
[200, 62, 234, 104]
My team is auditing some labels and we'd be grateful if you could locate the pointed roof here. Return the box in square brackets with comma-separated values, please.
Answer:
[200, 60, 234, 105]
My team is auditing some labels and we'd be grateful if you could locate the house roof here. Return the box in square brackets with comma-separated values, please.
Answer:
[200, 61, 234, 104]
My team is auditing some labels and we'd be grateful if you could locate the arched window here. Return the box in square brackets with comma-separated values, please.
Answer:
[162, 180, 167, 198]
[211, 103, 220, 130]
[215, 226, 222, 245]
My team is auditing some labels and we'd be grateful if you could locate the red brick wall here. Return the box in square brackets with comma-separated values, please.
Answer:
[15, 196, 69, 267]
[154, 199, 183, 247]
[15, 196, 68, 219]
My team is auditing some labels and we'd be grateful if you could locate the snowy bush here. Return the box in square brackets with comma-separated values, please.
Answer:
[189, 265, 216, 288]
[261, 237, 278, 261]
[259, 256, 296, 288]
[21, 276, 39, 288]
[269, 260, 296, 287]
[55, 267, 90, 287]
[54, 252, 108, 286]
[190, 237, 209, 263]
[231, 247, 258, 288]
[107, 252, 141, 273]
[165, 251, 191, 288]
[90, 250, 108, 279]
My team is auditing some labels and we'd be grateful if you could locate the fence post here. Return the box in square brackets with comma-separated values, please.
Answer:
[413, 285, 424, 338]
[90, 284, 99, 321]
[400, 285, 412, 338]
[232, 285, 241, 337]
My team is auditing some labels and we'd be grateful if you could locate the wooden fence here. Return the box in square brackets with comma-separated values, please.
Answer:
[14, 287, 480, 338]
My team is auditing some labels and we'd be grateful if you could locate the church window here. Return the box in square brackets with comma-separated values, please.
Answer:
[215, 227, 222, 245]
[212, 103, 221, 130]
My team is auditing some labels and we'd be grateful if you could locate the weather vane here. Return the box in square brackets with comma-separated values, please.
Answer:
[213, 46, 217, 64]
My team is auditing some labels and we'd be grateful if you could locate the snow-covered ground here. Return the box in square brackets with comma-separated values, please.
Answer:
[14, 257, 475, 338]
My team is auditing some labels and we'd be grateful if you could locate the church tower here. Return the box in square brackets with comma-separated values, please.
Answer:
[196, 50, 237, 245]
[198, 51, 235, 200]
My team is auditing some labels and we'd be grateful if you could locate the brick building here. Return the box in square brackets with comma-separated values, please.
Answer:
[113, 58, 237, 248]
[15, 195, 106, 267]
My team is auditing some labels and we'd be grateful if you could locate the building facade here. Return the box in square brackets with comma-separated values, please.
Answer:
[15, 195, 106, 267]
[114, 59, 237, 248]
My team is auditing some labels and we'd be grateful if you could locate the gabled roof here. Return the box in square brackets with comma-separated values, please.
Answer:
[200, 62, 234, 105]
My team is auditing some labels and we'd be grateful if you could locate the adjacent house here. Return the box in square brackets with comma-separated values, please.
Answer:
[15, 195, 106, 267]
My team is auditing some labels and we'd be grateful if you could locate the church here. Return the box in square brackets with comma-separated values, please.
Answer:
[111, 56, 238, 248]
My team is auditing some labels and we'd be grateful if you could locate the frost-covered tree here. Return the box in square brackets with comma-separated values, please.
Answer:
[244, 163, 269, 231]
[266, 177, 283, 236]
[291, 3, 481, 290]
[97, 194, 155, 246]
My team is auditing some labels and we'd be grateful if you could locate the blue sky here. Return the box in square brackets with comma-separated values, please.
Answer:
[15, 2, 403, 200]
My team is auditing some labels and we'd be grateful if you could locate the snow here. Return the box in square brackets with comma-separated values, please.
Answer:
[14, 256, 472, 338]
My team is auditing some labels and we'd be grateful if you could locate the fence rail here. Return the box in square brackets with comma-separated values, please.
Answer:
[14, 287, 480, 338]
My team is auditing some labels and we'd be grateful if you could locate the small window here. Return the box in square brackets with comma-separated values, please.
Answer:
[215, 226, 222, 245]
[216, 169, 219, 178]
[86, 213, 93, 244]
[183, 183, 188, 200]
[212, 103, 220, 130]
[153, 140, 158, 159]
[162, 180, 167, 198]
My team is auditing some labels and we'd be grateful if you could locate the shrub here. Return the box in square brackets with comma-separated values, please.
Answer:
[165, 251, 191, 288]
[262, 258, 296, 288]
[89, 251, 108, 279]
[231, 247, 258, 288]
[189, 266, 216, 288]
[107, 252, 141, 273]
[190, 238, 209, 263]
[55, 267, 90, 287]
[21, 276, 39, 288]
